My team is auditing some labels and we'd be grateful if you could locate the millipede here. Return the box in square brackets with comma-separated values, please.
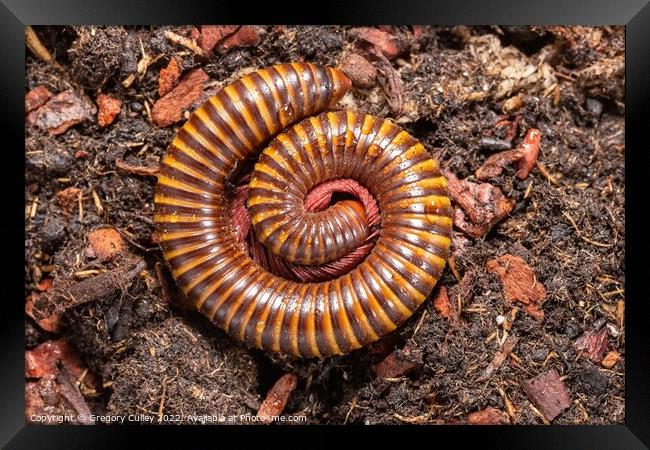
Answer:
[154, 62, 452, 358]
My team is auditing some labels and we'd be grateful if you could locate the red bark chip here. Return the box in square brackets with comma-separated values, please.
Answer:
[87, 227, 126, 262]
[601, 351, 620, 368]
[55, 187, 81, 213]
[199, 25, 239, 53]
[26, 89, 96, 135]
[433, 285, 452, 319]
[158, 57, 182, 97]
[372, 342, 422, 378]
[467, 406, 509, 425]
[349, 27, 406, 60]
[444, 169, 516, 239]
[475, 149, 525, 180]
[486, 254, 547, 320]
[25, 339, 99, 389]
[257, 373, 298, 424]
[217, 26, 263, 53]
[516, 128, 542, 179]
[96, 94, 122, 127]
[152, 69, 209, 127]
[521, 369, 571, 422]
[574, 327, 609, 363]
[26, 292, 62, 333]
[25, 376, 59, 422]
[25, 86, 52, 113]
[338, 53, 377, 88]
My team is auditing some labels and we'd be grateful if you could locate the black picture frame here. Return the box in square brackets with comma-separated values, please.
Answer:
[4, 0, 649, 448]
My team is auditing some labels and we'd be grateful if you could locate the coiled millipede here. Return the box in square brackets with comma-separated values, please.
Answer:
[154, 62, 452, 357]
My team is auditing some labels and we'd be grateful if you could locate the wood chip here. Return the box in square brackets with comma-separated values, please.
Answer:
[486, 254, 547, 320]
[151, 68, 209, 127]
[521, 369, 571, 422]
[256, 373, 298, 424]
[477, 335, 519, 382]
[87, 227, 126, 262]
[467, 406, 509, 424]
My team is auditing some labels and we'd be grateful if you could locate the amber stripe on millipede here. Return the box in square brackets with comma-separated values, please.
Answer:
[154, 62, 452, 357]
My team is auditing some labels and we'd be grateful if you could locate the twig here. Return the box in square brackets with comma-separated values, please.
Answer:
[536, 161, 558, 185]
[344, 397, 357, 424]
[25, 26, 64, 71]
[91, 188, 104, 214]
[116, 159, 160, 177]
[77, 189, 84, 222]
[157, 375, 167, 423]
[164, 30, 205, 57]
[562, 211, 613, 248]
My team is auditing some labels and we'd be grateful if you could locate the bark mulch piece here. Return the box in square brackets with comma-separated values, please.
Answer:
[432, 285, 453, 319]
[87, 227, 126, 262]
[372, 341, 423, 379]
[574, 326, 609, 363]
[256, 373, 299, 424]
[338, 52, 377, 88]
[26, 89, 96, 135]
[467, 406, 509, 425]
[444, 169, 516, 239]
[151, 68, 209, 127]
[486, 254, 547, 320]
[96, 94, 122, 127]
[158, 57, 182, 97]
[521, 369, 571, 422]
[25, 86, 52, 113]
[349, 27, 407, 60]
[475, 149, 524, 180]
[27, 259, 147, 328]
[199, 25, 239, 54]
[516, 128, 542, 179]
[601, 351, 620, 369]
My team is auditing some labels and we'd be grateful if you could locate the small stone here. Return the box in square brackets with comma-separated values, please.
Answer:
[130, 101, 143, 112]
[606, 322, 619, 338]
[585, 97, 603, 117]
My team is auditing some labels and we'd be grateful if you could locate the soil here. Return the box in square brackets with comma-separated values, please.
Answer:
[24, 25, 625, 425]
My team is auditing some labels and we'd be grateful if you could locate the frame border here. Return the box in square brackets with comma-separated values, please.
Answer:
[5, 0, 648, 447]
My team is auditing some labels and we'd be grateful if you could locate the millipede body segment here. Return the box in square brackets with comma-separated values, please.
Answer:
[154, 62, 452, 357]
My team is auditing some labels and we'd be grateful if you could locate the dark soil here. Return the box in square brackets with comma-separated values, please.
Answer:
[25, 25, 624, 425]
